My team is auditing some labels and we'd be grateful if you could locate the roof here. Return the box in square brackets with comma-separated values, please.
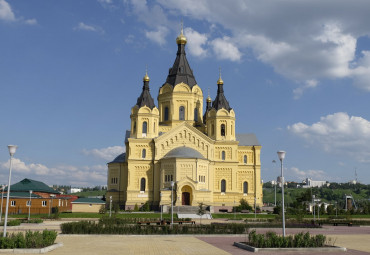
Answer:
[236, 134, 260, 146]
[212, 83, 232, 111]
[164, 146, 205, 160]
[71, 198, 105, 204]
[4, 178, 59, 194]
[108, 153, 126, 164]
[164, 42, 197, 88]
[135, 79, 156, 109]
[2, 192, 41, 198]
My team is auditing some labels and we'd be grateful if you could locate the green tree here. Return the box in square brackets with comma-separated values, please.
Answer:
[197, 202, 206, 225]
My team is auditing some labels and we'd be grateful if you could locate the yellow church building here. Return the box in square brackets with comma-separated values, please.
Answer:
[107, 29, 263, 212]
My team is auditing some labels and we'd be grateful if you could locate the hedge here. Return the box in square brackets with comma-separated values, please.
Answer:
[0, 230, 57, 249]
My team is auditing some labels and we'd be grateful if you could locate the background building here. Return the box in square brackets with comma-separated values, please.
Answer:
[1, 178, 72, 214]
[107, 30, 263, 212]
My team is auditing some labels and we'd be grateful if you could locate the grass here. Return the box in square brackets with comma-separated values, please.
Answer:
[10, 212, 177, 219]
[212, 213, 275, 219]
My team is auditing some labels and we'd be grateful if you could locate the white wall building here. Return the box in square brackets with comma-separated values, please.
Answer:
[302, 178, 329, 188]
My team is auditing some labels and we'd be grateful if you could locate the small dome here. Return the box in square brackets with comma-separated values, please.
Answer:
[109, 153, 126, 163]
[164, 146, 205, 159]
[217, 77, 224, 85]
[143, 72, 150, 82]
[176, 27, 187, 45]
[206, 95, 212, 103]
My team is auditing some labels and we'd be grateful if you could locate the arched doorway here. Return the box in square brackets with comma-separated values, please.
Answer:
[181, 185, 192, 206]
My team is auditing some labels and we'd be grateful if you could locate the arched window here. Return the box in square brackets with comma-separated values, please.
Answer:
[221, 124, 226, 136]
[179, 106, 185, 120]
[222, 151, 226, 160]
[142, 121, 147, 134]
[243, 182, 248, 194]
[221, 179, 226, 193]
[133, 121, 136, 134]
[164, 107, 169, 121]
[153, 122, 156, 133]
[194, 108, 198, 121]
[140, 178, 146, 192]
[244, 155, 247, 164]
[142, 149, 146, 159]
[211, 124, 214, 136]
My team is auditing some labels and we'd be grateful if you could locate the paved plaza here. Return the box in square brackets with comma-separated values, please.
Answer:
[1, 221, 370, 254]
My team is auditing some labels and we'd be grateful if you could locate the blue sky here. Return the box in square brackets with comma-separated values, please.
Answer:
[1, 0, 370, 186]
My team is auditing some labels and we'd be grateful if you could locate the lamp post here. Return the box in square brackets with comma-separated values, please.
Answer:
[335, 201, 338, 218]
[109, 196, 112, 218]
[254, 197, 257, 219]
[3, 145, 17, 237]
[277, 150, 286, 238]
[272, 160, 277, 206]
[160, 193, 163, 221]
[171, 181, 174, 227]
[0, 185, 5, 223]
[28, 190, 33, 221]
[234, 200, 236, 220]
[312, 195, 316, 224]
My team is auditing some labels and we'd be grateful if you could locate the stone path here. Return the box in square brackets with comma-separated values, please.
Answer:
[0, 222, 369, 254]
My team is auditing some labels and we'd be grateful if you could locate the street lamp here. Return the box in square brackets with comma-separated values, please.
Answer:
[3, 145, 17, 237]
[335, 201, 338, 218]
[277, 150, 286, 238]
[272, 160, 277, 206]
[0, 185, 5, 223]
[109, 196, 112, 218]
[28, 190, 33, 221]
[254, 197, 257, 219]
[171, 181, 174, 227]
[312, 195, 316, 224]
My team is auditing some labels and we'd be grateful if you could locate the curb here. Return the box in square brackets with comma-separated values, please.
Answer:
[233, 242, 347, 252]
[0, 243, 63, 254]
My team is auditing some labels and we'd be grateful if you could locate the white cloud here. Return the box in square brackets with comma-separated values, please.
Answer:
[289, 167, 328, 181]
[150, 0, 370, 96]
[288, 112, 370, 162]
[293, 79, 319, 99]
[82, 146, 125, 161]
[210, 36, 241, 61]
[145, 26, 169, 46]
[184, 27, 208, 58]
[24, 18, 37, 25]
[74, 22, 104, 34]
[0, 0, 15, 21]
[0, 158, 107, 186]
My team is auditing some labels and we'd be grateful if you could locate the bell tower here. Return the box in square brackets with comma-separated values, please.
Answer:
[206, 72, 236, 141]
[158, 27, 204, 131]
[130, 71, 159, 139]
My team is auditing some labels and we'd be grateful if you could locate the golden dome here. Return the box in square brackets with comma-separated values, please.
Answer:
[206, 95, 212, 102]
[217, 67, 223, 85]
[143, 71, 150, 82]
[176, 23, 187, 45]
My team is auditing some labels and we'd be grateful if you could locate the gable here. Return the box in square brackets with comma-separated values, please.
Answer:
[154, 122, 213, 160]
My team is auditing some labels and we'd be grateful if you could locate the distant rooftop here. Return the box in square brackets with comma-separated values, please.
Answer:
[4, 178, 59, 194]
[72, 198, 105, 204]
[236, 134, 260, 146]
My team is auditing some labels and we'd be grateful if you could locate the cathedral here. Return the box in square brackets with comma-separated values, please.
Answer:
[107, 29, 263, 212]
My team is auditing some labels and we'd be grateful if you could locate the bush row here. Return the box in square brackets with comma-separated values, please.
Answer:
[0, 230, 57, 249]
[248, 230, 326, 248]
[61, 221, 247, 235]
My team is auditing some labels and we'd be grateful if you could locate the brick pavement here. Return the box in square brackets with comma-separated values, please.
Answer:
[1, 222, 369, 254]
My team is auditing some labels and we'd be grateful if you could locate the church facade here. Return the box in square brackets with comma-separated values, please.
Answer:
[107, 30, 262, 212]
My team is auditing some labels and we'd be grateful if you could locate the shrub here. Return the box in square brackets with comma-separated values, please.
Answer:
[61, 220, 248, 235]
[99, 205, 107, 214]
[134, 203, 139, 211]
[0, 230, 57, 249]
[0, 219, 21, 227]
[248, 231, 326, 248]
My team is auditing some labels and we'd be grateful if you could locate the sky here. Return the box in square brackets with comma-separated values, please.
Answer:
[1, 0, 370, 187]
